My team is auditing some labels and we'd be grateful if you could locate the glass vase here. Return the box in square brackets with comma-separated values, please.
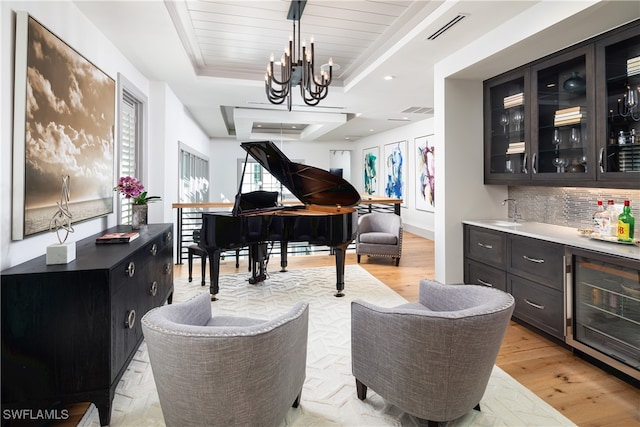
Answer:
[131, 204, 148, 230]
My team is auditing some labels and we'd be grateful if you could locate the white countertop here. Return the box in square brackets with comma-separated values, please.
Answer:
[463, 220, 640, 261]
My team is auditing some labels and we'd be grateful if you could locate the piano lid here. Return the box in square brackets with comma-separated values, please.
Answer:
[241, 141, 361, 207]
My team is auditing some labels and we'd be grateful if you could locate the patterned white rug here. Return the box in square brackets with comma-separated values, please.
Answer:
[80, 265, 575, 427]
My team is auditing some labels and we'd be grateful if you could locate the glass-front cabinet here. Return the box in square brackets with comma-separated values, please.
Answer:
[484, 71, 529, 183]
[532, 46, 596, 182]
[596, 24, 640, 183]
[484, 19, 640, 188]
[566, 248, 639, 381]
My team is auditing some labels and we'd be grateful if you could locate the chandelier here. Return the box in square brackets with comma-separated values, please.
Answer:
[265, 0, 333, 111]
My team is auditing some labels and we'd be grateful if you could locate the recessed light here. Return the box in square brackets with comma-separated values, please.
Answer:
[369, 128, 374, 132]
[384, 75, 394, 81]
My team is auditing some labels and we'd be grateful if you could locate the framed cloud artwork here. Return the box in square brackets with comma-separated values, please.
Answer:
[362, 146, 379, 196]
[415, 135, 435, 212]
[383, 140, 407, 206]
[12, 12, 115, 240]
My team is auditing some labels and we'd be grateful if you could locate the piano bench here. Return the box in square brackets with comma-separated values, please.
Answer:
[188, 244, 208, 286]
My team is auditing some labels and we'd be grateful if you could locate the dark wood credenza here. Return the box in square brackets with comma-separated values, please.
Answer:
[1, 224, 174, 426]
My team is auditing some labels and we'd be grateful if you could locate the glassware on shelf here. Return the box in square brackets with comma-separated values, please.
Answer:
[513, 109, 523, 132]
[570, 127, 581, 147]
[505, 159, 514, 173]
[618, 85, 640, 121]
[553, 128, 562, 146]
[553, 156, 567, 173]
[500, 112, 510, 133]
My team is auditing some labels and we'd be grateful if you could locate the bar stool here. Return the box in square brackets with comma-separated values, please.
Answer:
[188, 229, 208, 286]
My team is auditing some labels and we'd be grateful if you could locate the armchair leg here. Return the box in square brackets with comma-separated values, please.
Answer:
[357, 254, 361, 263]
[395, 257, 400, 266]
[474, 403, 481, 411]
[355, 378, 367, 400]
[292, 391, 302, 408]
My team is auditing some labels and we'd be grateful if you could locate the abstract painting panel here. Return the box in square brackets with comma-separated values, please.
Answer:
[12, 13, 115, 239]
[383, 141, 406, 206]
[362, 146, 379, 195]
[415, 135, 435, 212]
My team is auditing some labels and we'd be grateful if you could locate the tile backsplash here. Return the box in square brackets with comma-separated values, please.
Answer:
[508, 186, 640, 234]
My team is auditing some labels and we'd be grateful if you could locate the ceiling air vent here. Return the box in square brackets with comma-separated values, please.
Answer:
[426, 14, 467, 41]
[402, 106, 434, 115]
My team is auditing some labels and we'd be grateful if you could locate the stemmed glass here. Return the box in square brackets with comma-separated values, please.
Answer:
[553, 157, 566, 173]
[500, 112, 509, 134]
[570, 127, 581, 147]
[513, 109, 523, 132]
[553, 128, 562, 146]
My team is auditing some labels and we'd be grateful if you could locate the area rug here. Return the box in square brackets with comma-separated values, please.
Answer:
[80, 265, 575, 426]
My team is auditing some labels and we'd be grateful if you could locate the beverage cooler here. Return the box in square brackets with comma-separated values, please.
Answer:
[565, 247, 640, 381]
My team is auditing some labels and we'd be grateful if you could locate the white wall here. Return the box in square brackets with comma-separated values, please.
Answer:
[354, 119, 435, 240]
[0, 1, 208, 269]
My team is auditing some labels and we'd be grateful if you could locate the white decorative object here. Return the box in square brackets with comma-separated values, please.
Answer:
[46, 241, 76, 265]
[47, 175, 75, 265]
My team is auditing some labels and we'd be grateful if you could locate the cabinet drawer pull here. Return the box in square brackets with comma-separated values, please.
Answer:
[125, 261, 135, 277]
[477, 279, 493, 287]
[523, 153, 528, 174]
[150, 281, 158, 297]
[125, 310, 136, 329]
[523, 255, 544, 264]
[150, 243, 158, 256]
[164, 263, 172, 275]
[524, 299, 545, 310]
[477, 242, 493, 249]
[166, 231, 172, 244]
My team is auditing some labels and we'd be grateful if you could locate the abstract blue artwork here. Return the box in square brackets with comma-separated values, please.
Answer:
[384, 141, 406, 205]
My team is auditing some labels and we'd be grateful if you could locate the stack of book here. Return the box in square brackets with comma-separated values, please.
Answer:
[96, 231, 140, 244]
[628, 56, 640, 77]
[554, 106, 584, 126]
[506, 142, 525, 155]
[503, 93, 524, 109]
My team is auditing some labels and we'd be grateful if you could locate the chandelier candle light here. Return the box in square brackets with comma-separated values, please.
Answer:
[265, 0, 334, 111]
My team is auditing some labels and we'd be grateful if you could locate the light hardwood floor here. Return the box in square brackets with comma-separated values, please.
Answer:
[59, 232, 639, 426]
[201, 231, 639, 427]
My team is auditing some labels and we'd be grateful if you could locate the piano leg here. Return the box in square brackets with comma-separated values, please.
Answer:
[333, 242, 350, 297]
[208, 249, 220, 301]
[280, 241, 288, 272]
[249, 243, 268, 284]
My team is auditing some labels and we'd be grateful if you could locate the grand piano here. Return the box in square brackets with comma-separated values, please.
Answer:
[200, 141, 361, 299]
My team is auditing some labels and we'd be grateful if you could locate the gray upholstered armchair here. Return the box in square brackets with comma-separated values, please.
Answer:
[356, 212, 403, 266]
[141, 293, 309, 427]
[351, 279, 515, 426]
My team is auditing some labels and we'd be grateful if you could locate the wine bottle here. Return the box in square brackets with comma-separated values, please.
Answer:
[617, 200, 635, 243]
[605, 199, 618, 238]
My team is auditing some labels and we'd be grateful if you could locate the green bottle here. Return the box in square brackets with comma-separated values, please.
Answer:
[617, 200, 634, 242]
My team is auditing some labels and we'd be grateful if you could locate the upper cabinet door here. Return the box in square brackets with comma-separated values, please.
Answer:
[484, 70, 530, 184]
[596, 22, 640, 187]
[531, 45, 596, 183]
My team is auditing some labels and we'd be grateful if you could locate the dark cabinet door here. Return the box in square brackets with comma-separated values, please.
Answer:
[531, 44, 596, 183]
[484, 69, 531, 184]
[595, 21, 640, 187]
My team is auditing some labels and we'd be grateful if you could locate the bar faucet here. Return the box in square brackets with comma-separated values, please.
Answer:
[502, 198, 520, 222]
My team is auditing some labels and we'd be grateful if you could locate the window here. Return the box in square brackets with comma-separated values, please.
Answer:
[179, 144, 209, 203]
[237, 158, 303, 201]
[117, 74, 147, 224]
